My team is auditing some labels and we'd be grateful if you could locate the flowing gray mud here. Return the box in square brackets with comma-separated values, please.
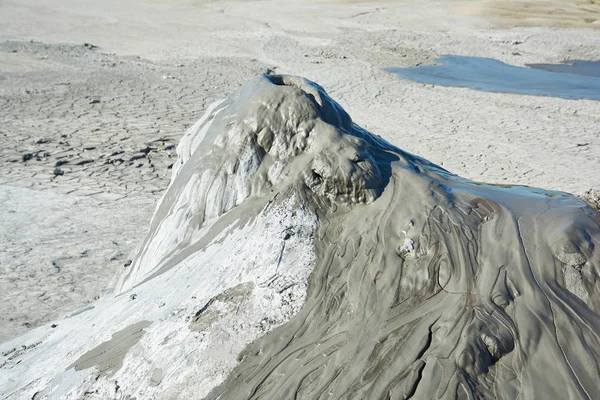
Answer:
[193, 75, 600, 399]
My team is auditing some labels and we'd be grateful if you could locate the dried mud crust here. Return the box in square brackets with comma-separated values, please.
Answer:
[0, 40, 268, 198]
[0, 40, 268, 341]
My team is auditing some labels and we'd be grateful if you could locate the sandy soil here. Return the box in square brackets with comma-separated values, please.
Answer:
[1, 0, 599, 341]
[458, 0, 600, 29]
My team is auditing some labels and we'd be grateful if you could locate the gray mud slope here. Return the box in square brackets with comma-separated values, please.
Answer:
[204, 75, 600, 399]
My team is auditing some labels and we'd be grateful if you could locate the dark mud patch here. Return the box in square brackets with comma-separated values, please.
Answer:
[68, 320, 151, 377]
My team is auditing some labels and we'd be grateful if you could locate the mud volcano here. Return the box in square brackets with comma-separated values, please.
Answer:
[2, 75, 600, 399]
